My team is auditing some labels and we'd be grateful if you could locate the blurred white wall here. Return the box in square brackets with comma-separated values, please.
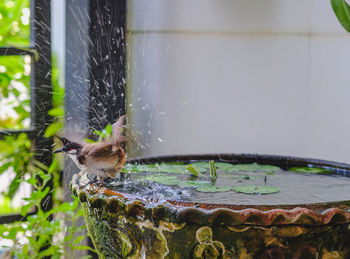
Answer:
[52, 0, 65, 88]
[126, 0, 350, 163]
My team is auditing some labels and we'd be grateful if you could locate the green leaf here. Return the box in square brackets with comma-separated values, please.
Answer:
[54, 202, 72, 213]
[239, 174, 255, 180]
[48, 159, 59, 174]
[331, 0, 350, 32]
[186, 164, 202, 177]
[157, 163, 188, 174]
[8, 228, 19, 239]
[214, 162, 236, 172]
[20, 203, 33, 216]
[73, 235, 85, 244]
[289, 167, 332, 174]
[179, 181, 210, 188]
[195, 185, 231, 193]
[26, 177, 37, 186]
[8, 173, 22, 199]
[0, 162, 11, 174]
[33, 160, 49, 171]
[105, 124, 112, 136]
[13, 105, 30, 117]
[63, 234, 74, 242]
[209, 161, 217, 179]
[71, 196, 80, 211]
[44, 122, 63, 137]
[72, 245, 96, 252]
[48, 107, 64, 117]
[233, 185, 279, 194]
[189, 162, 210, 172]
[144, 175, 181, 185]
[223, 163, 280, 173]
[83, 138, 96, 143]
[37, 246, 61, 258]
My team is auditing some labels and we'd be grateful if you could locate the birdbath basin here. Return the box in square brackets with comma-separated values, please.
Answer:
[71, 154, 350, 258]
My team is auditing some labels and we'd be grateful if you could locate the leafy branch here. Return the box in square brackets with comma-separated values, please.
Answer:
[331, 0, 350, 32]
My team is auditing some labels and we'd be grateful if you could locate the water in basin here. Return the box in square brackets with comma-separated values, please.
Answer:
[103, 161, 350, 205]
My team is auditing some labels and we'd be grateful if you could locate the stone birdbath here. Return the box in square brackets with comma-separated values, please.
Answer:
[72, 154, 350, 258]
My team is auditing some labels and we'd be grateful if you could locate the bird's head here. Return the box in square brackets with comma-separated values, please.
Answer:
[53, 137, 82, 156]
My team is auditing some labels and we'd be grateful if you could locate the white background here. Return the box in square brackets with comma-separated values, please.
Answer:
[127, 0, 350, 163]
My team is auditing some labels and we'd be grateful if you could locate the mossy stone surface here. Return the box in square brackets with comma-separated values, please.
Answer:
[72, 171, 350, 258]
[82, 202, 350, 258]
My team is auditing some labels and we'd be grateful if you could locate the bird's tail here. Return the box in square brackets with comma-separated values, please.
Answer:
[111, 115, 126, 145]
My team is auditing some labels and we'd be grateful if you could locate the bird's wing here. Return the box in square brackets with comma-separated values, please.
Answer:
[83, 143, 122, 169]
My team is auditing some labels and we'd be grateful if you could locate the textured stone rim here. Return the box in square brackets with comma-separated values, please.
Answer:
[71, 153, 350, 226]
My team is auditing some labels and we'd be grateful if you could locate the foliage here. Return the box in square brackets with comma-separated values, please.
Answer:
[0, 0, 97, 258]
[0, 55, 31, 129]
[331, 0, 350, 32]
[0, 62, 92, 258]
[195, 185, 231, 193]
[0, 133, 33, 198]
[0, 197, 19, 214]
[0, 0, 30, 46]
[44, 56, 64, 138]
[0, 170, 94, 258]
[0, 0, 31, 129]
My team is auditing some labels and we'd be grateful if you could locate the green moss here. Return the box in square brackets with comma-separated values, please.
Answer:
[196, 226, 213, 243]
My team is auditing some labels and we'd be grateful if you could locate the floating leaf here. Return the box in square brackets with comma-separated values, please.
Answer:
[188, 162, 210, 172]
[144, 175, 182, 185]
[122, 161, 281, 175]
[224, 163, 280, 173]
[179, 181, 210, 188]
[239, 174, 255, 180]
[195, 185, 231, 193]
[157, 163, 188, 174]
[214, 162, 236, 172]
[289, 167, 332, 174]
[233, 185, 279, 194]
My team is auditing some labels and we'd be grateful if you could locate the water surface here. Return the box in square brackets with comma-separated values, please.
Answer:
[106, 164, 350, 205]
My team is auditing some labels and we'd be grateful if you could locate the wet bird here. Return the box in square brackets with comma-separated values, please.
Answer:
[53, 115, 126, 182]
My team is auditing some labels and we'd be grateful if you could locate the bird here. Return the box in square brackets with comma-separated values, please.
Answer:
[53, 115, 126, 183]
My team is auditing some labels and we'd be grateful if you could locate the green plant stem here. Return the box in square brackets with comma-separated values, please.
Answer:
[209, 161, 217, 180]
